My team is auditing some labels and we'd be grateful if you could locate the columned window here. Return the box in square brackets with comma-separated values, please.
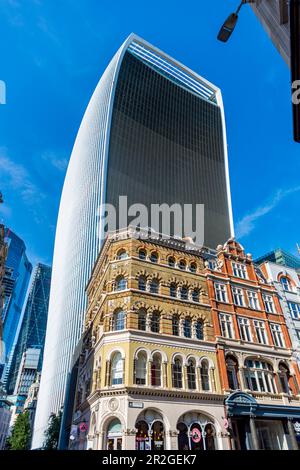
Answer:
[150, 312, 160, 333]
[113, 310, 125, 331]
[195, 320, 204, 340]
[238, 317, 252, 342]
[170, 283, 177, 298]
[150, 278, 159, 294]
[200, 361, 210, 391]
[270, 323, 285, 348]
[192, 289, 200, 303]
[172, 358, 183, 388]
[115, 276, 127, 291]
[183, 318, 192, 338]
[138, 276, 147, 291]
[215, 283, 228, 302]
[151, 353, 162, 386]
[244, 359, 276, 394]
[172, 315, 180, 336]
[226, 356, 239, 390]
[138, 309, 147, 331]
[180, 286, 188, 300]
[111, 352, 123, 386]
[135, 352, 147, 385]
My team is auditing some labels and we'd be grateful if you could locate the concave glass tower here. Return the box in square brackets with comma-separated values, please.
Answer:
[32, 34, 234, 448]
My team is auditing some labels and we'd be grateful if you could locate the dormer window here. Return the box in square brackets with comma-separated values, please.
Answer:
[232, 262, 247, 279]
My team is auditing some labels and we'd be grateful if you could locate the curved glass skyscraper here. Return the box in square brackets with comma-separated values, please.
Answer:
[32, 34, 234, 448]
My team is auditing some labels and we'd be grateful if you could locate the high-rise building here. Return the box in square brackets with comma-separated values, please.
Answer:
[32, 34, 234, 448]
[0, 224, 7, 372]
[6, 264, 51, 395]
[250, 0, 290, 66]
[0, 229, 32, 385]
[0, 384, 12, 450]
[255, 248, 300, 271]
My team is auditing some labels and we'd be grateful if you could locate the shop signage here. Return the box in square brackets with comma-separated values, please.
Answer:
[129, 402, 144, 409]
[191, 428, 202, 443]
[79, 422, 88, 433]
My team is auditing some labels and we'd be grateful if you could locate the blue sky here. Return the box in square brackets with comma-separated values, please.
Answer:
[0, 0, 299, 267]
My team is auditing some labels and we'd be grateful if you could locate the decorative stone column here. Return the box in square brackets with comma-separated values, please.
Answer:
[166, 430, 179, 450]
[124, 429, 137, 450]
[238, 367, 248, 391]
[209, 367, 216, 392]
[287, 418, 299, 450]
[249, 417, 259, 450]
[105, 360, 111, 387]
[179, 318, 185, 337]
[162, 362, 168, 388]
[148, 360, 153, 386]
[182, 364, 187, 390]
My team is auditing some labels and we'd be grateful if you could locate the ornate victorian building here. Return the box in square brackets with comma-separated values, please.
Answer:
[70, 228, 230, 451]
[206, 239, 300, 450]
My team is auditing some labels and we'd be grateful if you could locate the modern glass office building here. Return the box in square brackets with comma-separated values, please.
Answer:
[32, 34, 234, 448]
[6, 264, 51, 395]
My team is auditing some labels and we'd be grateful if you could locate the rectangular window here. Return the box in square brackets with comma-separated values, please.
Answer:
[219, 313, 234, 339]
[263, 294, 275, 314]
[288, 302, 300, 320]
[296, 329, 300, 341]
[232, 262, 247, 279]
[247, 291, 260, 310]
[270, 323, 285, 348]
[232, 287, 245, 306]
[254, 320, 268, 345]
[238, 317, 252, 342]
[215, 283, 228, 303]
[279, 0, 289, 24]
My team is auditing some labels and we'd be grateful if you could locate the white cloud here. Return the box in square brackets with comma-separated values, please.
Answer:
[42, 151, 68, 172]
[236, 186, 300, 239]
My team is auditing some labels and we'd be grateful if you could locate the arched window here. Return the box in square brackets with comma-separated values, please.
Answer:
[170, 283, 177, 298]
[278, 363, 291, 394]
[115, 276, 127, 291]
[280, 276, 292, 292]
[200, 360, 210, 391]
[172, 315, 179, 336]
[192, 289, 200, 302]
[180, 286, 188, 300]
[138, 276, 147, 291]
[183, 318, 192, 338]
[150, 252, 158, 263]
[168, 256, 176, 267]
[150, 312, 160, 333]
[113, 310, 125, 331]
[150, 278, 159, 294]
[151, 353, 162, 386]
[189, 262, 197, 273]
[226, 356, 239, 390]
[187, 359, 196, 390]
[138, 310, 147, 331]
[135, 352, 147, 385]
[179, 259, 186, 271]
[172, 358, 183, 388]
[111, 352, 123, 385]
[195, 320, 204, 340]
[116, 249, 128, 260]
[139, 249, 147, 260]
[244, 359, 276, 393]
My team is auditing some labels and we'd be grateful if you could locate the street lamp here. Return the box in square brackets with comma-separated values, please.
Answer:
[217, 1, 256, 43]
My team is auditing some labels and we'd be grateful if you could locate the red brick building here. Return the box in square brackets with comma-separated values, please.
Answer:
[205, 238, 300, 450]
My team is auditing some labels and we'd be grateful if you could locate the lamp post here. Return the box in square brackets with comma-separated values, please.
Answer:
[218, 0, 300, 144]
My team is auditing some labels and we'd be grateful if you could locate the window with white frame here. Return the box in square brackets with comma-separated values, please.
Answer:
[219, 313, 234, 339]
[280, 276, 292, 292]
[263, 294, 275, 313]
[253, 320, 268, 345]
[244, 359, 276, 394]
[247, 291, 260, 310]
[232, 287, 245, 307]
[215, 283, 228, 302]
[238, 317, 252, 342]
[288, 302, 300, 320]
[232, 262, 247, 279]
[270, 323, 285, 348]
[296, 329, 300, 341]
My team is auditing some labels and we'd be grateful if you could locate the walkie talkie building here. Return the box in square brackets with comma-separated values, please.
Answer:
[32, 34, 234, 448]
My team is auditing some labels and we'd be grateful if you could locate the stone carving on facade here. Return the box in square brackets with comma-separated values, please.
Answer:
[108, 398, 119, 412]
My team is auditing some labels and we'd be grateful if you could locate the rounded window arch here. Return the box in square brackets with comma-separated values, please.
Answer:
[183, 317, 192, 338]
[116, 249, 128, 260]
[138, 309, 147, 331]
[189, 262, 197, 273]
[115, 275, 127, 291]
[195, 320, 204, 340]
[150, 311, 160, 333]
[151, 353, 162, 386]
[150, 252, 159, 263]
[172, 357, 183, 388]
[170, 282, 177, 298]
[280, 275, 293, 292]
[172, 315, 180, 336]
[150, 278, 159, 294]
[110, 352, 123, 385]
[187, 358, 196, 390]
[138, 249, 147, 260]
[113, 309, 126, 331]
[226, 355, 239, 390]
[244, 358, 276, 393]
[138, 275, 147, 291]
[178, 259, 186, 271]
[135, 351, 147, 385]
[200, 360, 210, 391]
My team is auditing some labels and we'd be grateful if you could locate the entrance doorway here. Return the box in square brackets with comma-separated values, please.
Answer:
[106, 418, 123, 450]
